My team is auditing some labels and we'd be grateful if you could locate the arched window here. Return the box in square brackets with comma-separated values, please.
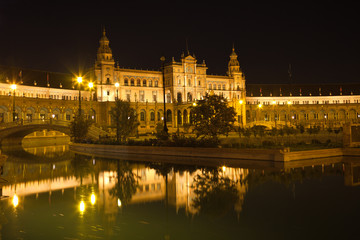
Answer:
[130, 79, 135, 86]
[166, 110, 172, 122]
[150, 111, 155, 121]
[166, 93, 171, 103]
[140, 110, 146, 122]
[177, 92, 182, 103]
[183, 109, 188, 124]
[177, 110, 182, 125]
[124, 78, 129, 86]
[187, 92, 192, 102]
[143, 79, 147, 86]
[154, 80, 158, 87]
[137, 79, 141, 86]
[149, 80, 153, 87]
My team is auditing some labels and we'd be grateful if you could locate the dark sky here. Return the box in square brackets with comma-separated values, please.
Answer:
[0, 1, 359, 84]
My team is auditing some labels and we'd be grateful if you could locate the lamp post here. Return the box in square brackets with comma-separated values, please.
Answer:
[271, 100, 277, 128]
[11, 84, 16, 122]
[239, 100, 244, 127]
[160, 56, 168, 134]
[88, 82, 94, 120]
[115, 82, 119, 100]
[257, 103, 262, 123]
[77, 77, 83, 117]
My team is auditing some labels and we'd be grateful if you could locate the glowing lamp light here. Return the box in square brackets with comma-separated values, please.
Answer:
[272, 100, 276, 105]
[287, 101, 292, 105]
[88, 82, 94, 88]
[115, 82, 119, 88]
[90, 194, 96, 205]
[117, 198, 122, 207]
[192, 102, 197, 106]
[239, 100, 243, 105]
[79, 201, 85, 213]
[11, 84, 17, 90]
[222, 166, 226, 172]
[12, 194, 19, 207]
[77, 77, 83, 83]
[258, 103, 262, 108]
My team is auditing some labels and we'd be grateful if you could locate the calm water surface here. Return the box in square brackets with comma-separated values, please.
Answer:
[1, 144, 360, 239]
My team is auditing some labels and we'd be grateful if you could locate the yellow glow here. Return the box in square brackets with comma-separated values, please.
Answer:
[287, 101, 292, 105]
[90, 194, 96, 205]
[115, 82, 119, 88]
[12, 194, 19, 207]
[88, 82, 94, 89]
[192, 102, 197, 106]
[77, 77, 83, 83]
[11, 84, 17, 90]
[272, 100, 276, 105]
[117, 198, 122, 207]
[222, 166, 226, 172]
[239, 100, 243, 105]
[79, 201, 85, 212]
[258, 103, 262, 108]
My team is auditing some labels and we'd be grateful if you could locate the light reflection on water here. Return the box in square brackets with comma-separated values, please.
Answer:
[1, 144, 360, 239]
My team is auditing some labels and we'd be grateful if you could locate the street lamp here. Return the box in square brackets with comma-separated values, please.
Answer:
[11, 84, 17, 122]
[88, 82, 94, 120]
[77, 77, 83, 117]
[160, 56, 168, 134]
[271, 100, 277, 128]
[115, 82, 119, 100]
[257, 103, 262, 122]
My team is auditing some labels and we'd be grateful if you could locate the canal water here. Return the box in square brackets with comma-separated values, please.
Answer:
[1, 143, 360, 239]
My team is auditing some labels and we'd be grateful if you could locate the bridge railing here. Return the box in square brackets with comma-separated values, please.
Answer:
[0, 119, 71, 129]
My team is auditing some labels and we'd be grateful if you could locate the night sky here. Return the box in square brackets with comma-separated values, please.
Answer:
[0, 1, 359, 85]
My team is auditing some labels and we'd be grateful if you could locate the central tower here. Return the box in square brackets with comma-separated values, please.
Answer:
[95, 28, 115, 102]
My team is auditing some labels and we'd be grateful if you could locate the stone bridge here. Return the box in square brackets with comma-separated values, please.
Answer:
[0, 119, 105, 145]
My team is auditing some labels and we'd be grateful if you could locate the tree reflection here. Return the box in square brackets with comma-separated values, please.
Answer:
[192, 167, 239, 217]
[108, 160, 138, 206]
[71, 154, 95, 183]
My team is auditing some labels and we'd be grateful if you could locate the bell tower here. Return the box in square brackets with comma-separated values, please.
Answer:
[227, 45, 246, 126]
[95, 27, 115, 101]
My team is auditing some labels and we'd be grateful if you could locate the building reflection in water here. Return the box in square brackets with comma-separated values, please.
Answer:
[1, 145, 360, 224]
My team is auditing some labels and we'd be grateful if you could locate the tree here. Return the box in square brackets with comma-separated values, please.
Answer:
[109, 99, 139, 143]
[191, 93, 236, 139]
[69, 114, 92, 142]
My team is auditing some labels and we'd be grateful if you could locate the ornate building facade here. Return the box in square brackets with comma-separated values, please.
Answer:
[0, 29, 359, 133]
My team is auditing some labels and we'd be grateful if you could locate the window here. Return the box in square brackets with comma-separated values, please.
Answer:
[152, 91, 157, 102]
[149, 80, 153, 87]
[130, 79, 135, 86]
[66, 114, 71, 121]
[154, 80, 158, 87]
[143, 80, 147, 86]
[140, 110, 146, 121]
[106, 78, 110, 84]
[177, 92, 182, 103]
[223, 84, 226, 90]
[137, 79, 141, 86]
[124, 79, 129, 86]
[150, 111, 155, 121]
[139, 91, 145, 102]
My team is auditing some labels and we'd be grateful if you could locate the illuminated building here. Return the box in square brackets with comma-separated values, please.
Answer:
[0, 29, 359, 132]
